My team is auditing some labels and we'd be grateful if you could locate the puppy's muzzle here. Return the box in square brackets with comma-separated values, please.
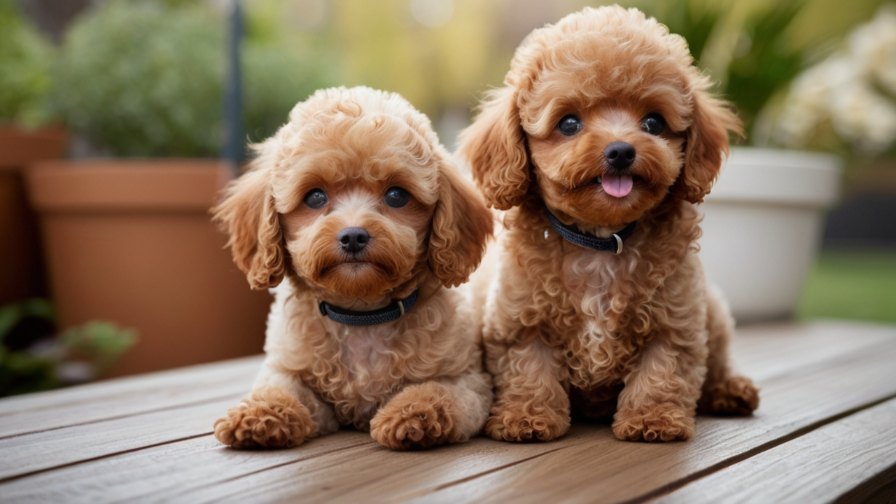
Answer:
[604, 141, 636, 171]
[601, 141, 636, 198]
[338, 227, 370, 255]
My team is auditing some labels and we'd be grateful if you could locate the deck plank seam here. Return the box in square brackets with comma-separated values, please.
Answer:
[182, 440, 374, 504]
[620, 392, 896, 504]
[392, 444, 570, 502]
[0, 392, 244, 441]
[0, 432, 212, 484]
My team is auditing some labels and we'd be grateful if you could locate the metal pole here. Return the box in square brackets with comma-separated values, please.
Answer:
[223, 0, 244, 175]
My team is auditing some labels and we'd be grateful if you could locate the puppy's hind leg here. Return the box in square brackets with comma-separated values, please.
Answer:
[214, 361, 338, 449]
[698, 288, 760, 416]
[370, 370, 492, 450]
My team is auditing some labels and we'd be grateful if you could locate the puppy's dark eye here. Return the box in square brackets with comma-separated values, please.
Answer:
[303, 189, 328, 209]
[557, 115, 583, 136]
[384, 187, 410, 208]
[641, 113, 666, 136]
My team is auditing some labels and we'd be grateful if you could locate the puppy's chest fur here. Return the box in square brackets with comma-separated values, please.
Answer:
[284, 291, 472, 429]
[513, 205, 700, 390]
[560, 251, 646, 389]
[301, 326, 405, 426]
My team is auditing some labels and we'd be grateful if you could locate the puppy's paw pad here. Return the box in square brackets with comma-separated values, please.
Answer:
[613, 405, 694, 442]
[485, 407, 569, 442]
[214, 388, 314, 449]
[371, 401, 455, 450]
[701, 376, 760, 416]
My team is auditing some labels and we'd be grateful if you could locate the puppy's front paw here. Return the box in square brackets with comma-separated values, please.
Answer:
[370, 385, 458, 450]
[214, 387, 315, 449]
[485, 402, 569, 442]
[612, 404, 694, 442]
[699, 375, 760, 416]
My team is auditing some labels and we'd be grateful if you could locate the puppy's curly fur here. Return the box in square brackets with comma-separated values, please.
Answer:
[213, 87, 493, 450]
[459, 6, 759, 443]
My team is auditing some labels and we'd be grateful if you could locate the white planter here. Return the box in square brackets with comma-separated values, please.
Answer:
[699, 148, 841, 322]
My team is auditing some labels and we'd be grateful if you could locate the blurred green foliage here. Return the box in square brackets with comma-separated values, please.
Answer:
[723, 3, 808, 135]
[47, 1, 335, 157]
[642, 0, 808, 136]
[798, 251, 896, 323]
[49, 2, 224, 157]
[328, 0, 498, 117]
[6, 0, 892, 153]
[0, 299, 137, 397]
[242, 14, 337, 143]
[0, 0, 55, 127]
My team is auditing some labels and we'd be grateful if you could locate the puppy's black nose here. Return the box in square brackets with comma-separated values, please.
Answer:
[604, 141, 636, 170]
[338, 227, 370, 254]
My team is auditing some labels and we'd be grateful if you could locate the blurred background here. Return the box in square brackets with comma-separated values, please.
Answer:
[1, 0, 894, 396]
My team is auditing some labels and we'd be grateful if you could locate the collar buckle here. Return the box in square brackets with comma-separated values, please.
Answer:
[613, 233, 623, 254]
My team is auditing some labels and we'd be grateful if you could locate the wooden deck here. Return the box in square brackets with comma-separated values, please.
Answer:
[1, 320, 895, 503]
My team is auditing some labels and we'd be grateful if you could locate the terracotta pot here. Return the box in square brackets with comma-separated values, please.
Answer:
[700, 148, 841, 322]
[0, 125, 69, 305]
[26, 160, 270, 376]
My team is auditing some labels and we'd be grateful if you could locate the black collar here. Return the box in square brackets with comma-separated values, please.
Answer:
[318, 290, 419, 326]
[544, 208, 637, 254]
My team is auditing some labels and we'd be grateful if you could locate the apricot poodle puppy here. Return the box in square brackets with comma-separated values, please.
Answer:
[213, 86, 493, 450]
[459, 6, 759, 443]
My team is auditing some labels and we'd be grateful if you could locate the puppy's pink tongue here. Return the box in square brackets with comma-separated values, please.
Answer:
[601, 174, 633, 198]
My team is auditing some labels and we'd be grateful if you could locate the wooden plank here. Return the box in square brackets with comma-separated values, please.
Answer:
[392, 338, 896, 504]
[729, 320, 896, 382]
[0, 321, 882, 440]
[127, 327, 896, 503]
[0, 322, 892, 503]
[0, 357, 261, 438]
[181, 432, 597, 504]
[656, 398, 896, 503]
[0, 433, 371, 503]
[0, 429, 576, 504]
[0, 397, 238, 480]
[0, 320, 881, 438]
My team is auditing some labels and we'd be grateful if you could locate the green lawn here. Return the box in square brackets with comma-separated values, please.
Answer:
[798, 250, 896, 323]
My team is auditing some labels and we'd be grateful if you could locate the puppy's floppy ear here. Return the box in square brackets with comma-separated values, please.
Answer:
[212, 140, 286, 290]
[428, 157, 494, 287]
[458, 87, 530, 210]
[677, 86, 743, 203]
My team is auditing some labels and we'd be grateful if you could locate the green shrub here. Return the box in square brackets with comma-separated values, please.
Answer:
[242, 42, 336, 143]
[0, 0, 56, 128]
[49, 1, 334, 157]
[50, 2, 224, 157]
[642, 0, 808, 139]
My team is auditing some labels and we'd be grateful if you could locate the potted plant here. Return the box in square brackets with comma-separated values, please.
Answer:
[26, 1, 332, 376]
[0, 3, 68, 305]
[769, 5, 896, 249]
[643, 1, 854, 321]
[703, 1, 896, 320]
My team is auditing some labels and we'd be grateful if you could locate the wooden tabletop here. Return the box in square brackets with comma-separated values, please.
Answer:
[1, 320, 894, 503]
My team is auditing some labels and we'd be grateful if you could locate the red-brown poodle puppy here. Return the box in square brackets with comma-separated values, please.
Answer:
[459, 6, 759, 443]
[213, 86, 493, 450]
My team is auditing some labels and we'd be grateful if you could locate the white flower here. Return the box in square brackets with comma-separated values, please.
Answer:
[773, 6, 896, 154]
[849, 5, 896, 94]
[830, 83, 896, 153]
